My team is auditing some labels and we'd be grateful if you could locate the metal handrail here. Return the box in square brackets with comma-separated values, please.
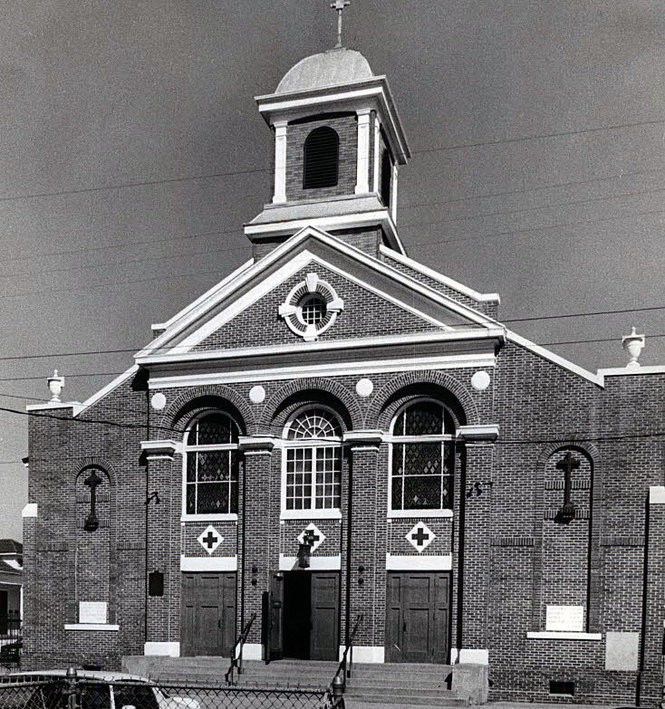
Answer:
[331, 613, 363, 693]
[224, 612, 257, 686]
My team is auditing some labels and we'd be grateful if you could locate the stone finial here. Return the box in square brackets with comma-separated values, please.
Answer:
[622, 327, 645, 369]
[47, 369, 65, 402]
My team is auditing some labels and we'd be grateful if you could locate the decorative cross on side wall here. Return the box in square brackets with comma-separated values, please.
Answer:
[83, 469, 102, 532]
[555, 451, 580, 524]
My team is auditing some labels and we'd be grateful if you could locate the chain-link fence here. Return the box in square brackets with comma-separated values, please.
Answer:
[0, 674, 344, 709]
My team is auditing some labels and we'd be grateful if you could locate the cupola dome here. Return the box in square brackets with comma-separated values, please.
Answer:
[275, 48, 374, 94]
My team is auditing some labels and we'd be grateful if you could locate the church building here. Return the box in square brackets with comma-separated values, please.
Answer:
[22, 34, 665, 707]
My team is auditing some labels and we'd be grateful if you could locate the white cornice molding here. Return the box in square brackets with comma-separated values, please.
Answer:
[598, 365, 665, 378]
[180, 555, 238, 572]
[379, 246, 501, 303]
[138, 327, 503, 367]
[26, 401, 82, 414]
[148, 353, 497, 390]
[457, 424, 499, 442]
[342, 430, 383, 447]
[237, 436, 277, 452]
[140, 440, 180, 460]
[255, 76, 410, 164]
[244, 209, 405, 254]
[22, 503, 38, 519]
[135, 227, 499, 361]
[506, 331, 603, 387]
[73, 365, 140, 418]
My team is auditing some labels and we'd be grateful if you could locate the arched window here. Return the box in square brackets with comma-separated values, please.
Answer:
[283, 407, 342, 515]
[184, 411, 240, 516]
[303, 127, 339, 189]
[389, 399, 455, 513]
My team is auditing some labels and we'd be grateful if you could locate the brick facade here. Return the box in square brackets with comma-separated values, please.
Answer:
[22, 49, 665, 707]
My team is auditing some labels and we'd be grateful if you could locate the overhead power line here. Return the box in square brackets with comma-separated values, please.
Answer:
[399, 164, 665, 211]
[411, 117, 665, 155]
[0, 167, 267, 205]
[4, 401, 665, 447]
[0, 117, 663, 206]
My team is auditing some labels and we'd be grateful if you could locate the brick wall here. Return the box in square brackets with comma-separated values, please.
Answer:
[286, 113, 357, 201]
[24, 280, 665, 705]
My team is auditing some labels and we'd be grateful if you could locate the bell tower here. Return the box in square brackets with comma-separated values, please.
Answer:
[245, 18, 410, 258]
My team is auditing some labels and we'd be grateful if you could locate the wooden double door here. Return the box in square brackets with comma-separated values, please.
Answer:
[267, 571, 339, 661]
[181, 573, 236, 656]
[386, 572, 450, 663]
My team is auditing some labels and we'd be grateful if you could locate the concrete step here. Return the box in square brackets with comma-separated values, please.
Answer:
[344, 686, 466, 705]
[345, 692, 468, 707]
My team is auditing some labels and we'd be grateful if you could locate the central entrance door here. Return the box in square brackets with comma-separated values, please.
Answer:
[181, 572, 236, 656]
[386, 572, 450, 663]
[269, 571, 339, 661]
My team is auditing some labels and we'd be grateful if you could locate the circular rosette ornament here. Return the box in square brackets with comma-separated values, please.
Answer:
[278, 272, 344, 341]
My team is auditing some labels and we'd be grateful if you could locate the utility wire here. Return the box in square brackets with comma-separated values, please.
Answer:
[0, 167, 267, 205]
[4, 401, 665, 447]
[8, 181, 665, 283]
[411, 116, 665, 154]
[0, 118, 664, 205]
[399, 165, 665, 211]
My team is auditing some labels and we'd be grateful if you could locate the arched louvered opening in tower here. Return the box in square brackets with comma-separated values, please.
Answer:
[303, 126, 339, 189]
[380, 147, 393, 207]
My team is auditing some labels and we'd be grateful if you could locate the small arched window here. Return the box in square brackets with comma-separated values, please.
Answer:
[303, 127, 339, 189]
[283, 407, 342, 514]
[184, 412, 240, 516]
[389, 399, 455, 512]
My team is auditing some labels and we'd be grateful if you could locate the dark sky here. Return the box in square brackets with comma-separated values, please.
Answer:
[1, 0, 664, 539]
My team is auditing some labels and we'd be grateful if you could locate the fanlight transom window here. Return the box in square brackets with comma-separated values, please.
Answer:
[185, 412, 240, 516]
[284, 408, 342, 512]
[287, 408, 342, 440]
[390, 400, 455, 512]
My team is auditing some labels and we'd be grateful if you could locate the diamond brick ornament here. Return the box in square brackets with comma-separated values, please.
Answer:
[198, 525, 223, 555]
[297, 523, 325, 553]
[406, 521, 435, 553]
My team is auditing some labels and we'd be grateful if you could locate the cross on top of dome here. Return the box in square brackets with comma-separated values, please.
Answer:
[330, 0, 351, 49]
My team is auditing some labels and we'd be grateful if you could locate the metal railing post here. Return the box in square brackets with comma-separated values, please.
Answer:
[65, 667, 80, 709]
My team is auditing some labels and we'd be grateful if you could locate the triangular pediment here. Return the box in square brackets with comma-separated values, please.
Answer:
[136, 227, 497, 363]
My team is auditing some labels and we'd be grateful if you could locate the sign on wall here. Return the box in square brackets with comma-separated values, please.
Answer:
[78, 601, 108, 624]
[545, 604, 584, 632]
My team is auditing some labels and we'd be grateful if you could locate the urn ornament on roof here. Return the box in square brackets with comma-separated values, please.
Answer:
[47, 369, 65, 402]
[622, 327, 645, 368]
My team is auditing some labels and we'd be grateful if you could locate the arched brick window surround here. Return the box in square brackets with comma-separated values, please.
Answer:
[259, 378, 362, 433]
[367, 371, 477, 431]
[532, 441, 602, 632]
[157, 386, 254, 439]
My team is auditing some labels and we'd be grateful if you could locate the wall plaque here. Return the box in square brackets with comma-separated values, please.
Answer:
[545, 604, 584, 632]
[79, 601, 108, 624]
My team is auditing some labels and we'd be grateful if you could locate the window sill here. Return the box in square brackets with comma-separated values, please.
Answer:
[387, 509, 453, 519]
[281, 509, 342, 521]
[64, 624, 119, 632]
[526, 631, 601, 641]
[180, 513, 238, 523]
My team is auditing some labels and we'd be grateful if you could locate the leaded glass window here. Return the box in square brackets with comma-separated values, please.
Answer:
[185, 412, 240, 515]
[284, 408, 342, 511]
[390, 400, 454, 511]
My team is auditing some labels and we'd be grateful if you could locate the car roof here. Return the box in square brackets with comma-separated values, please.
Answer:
[2, 670, 154, 683]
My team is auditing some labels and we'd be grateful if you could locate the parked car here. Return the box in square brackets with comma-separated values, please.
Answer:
[0, 670, 199, 709]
